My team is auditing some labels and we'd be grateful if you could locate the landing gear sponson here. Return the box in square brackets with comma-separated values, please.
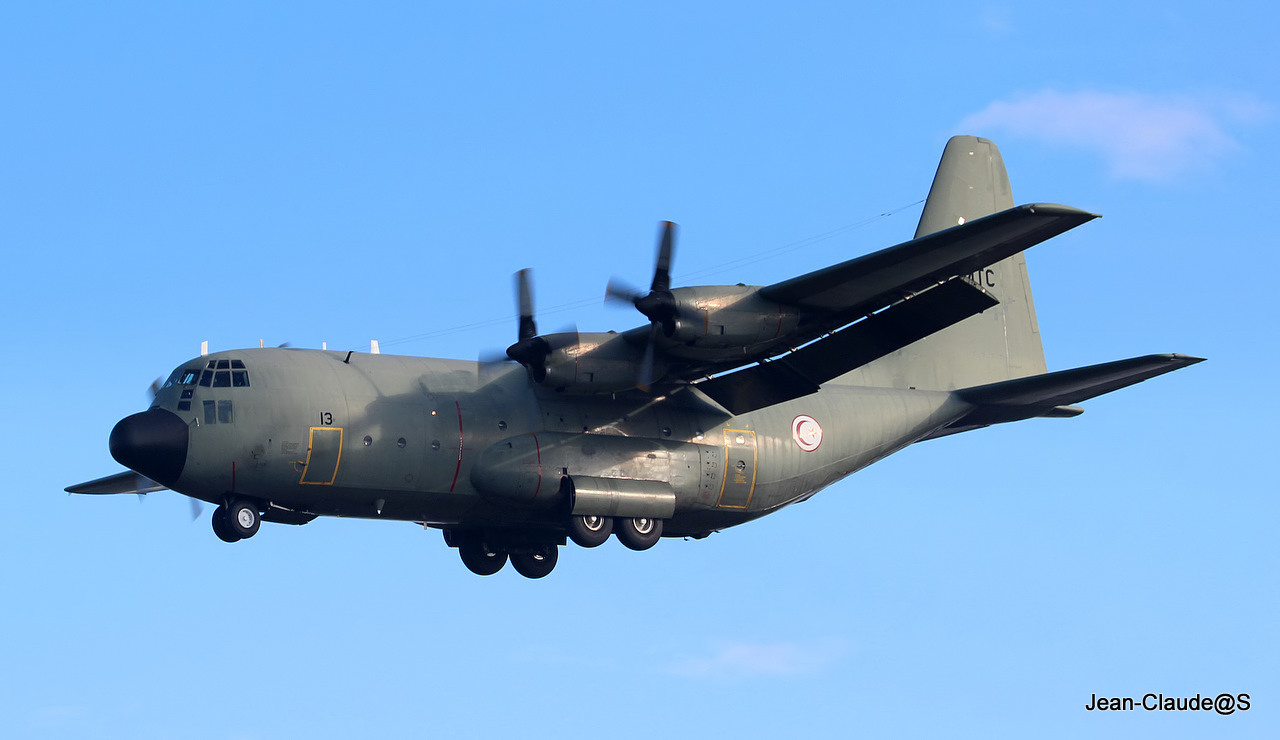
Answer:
[444, 514, 666, 578]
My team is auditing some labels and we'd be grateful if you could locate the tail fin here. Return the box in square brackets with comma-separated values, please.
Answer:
[842, 136, 1049, 390]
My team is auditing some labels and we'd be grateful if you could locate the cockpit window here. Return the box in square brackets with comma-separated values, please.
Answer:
[161, 369, 182, 390]
[194, 359, 251, 389]
[163, 367, 202, 390]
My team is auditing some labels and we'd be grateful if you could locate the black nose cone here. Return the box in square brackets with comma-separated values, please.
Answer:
[109, 409, 189, 487]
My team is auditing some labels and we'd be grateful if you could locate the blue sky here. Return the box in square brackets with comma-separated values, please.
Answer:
[2, 2, 1275, 738]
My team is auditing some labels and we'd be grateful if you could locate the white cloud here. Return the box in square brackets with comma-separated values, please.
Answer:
[959, 90, 1266, 181]
[666, 639, 849, 679]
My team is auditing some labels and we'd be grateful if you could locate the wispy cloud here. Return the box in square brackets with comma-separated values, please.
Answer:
[666, 639, 849, 679]
[960, 89, 1267, 181]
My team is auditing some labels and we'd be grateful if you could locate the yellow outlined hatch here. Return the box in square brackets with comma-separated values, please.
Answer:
[716, 429, 757, 508]
[299, 427, 343, 485]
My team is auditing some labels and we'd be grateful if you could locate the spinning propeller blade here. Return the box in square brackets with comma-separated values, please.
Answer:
[607, 221, 680, 389]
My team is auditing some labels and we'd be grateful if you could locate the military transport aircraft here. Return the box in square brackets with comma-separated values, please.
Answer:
[67, 136, 1202, 578]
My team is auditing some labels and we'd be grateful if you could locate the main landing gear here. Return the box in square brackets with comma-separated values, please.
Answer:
[211, 499, 260, 543]
[448, 515, 665, 578]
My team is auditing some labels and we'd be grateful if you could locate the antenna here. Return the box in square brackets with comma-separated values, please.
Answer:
[200, 340, 209, 357]
[371, 340, 380, 355]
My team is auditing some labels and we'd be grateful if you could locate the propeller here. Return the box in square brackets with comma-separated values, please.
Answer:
[504, 269, 553, 382]
[492, 269, 578, 384]
[606, 221, 680, 336]
[606, 220, 679, 390]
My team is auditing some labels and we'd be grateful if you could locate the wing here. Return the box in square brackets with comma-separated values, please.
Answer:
[758, 203, 1096, 314]
[694, 277, 998, 413]
[662, 204, 1096, 409]
[65, 470, 167, 495]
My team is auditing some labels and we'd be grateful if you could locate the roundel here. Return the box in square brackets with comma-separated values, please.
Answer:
[791, 414, 823, 452]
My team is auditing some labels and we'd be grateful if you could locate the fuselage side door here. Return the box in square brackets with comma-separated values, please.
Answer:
[299, 427, 343, 485]
[716, 429, 757, 508]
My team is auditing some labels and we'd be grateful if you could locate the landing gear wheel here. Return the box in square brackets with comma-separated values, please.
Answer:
[511, 546, 558, 579]
[459, 540, 508, 576]
[211, 506, 241, 543]
[567, 514, 613, 548]
[226, 500, 260, 539]
[616, 517, 663, 551]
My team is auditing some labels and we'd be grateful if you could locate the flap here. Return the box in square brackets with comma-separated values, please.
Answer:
[695, 277, 998, 414]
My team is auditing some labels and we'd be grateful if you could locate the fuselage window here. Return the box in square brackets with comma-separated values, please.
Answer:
[213, 371, 231, 388]
[218, 400, 233, 424]
[203, 400, 217, 424]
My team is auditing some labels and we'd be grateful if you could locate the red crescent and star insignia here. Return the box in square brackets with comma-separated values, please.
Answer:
[791, 414, 823, 452]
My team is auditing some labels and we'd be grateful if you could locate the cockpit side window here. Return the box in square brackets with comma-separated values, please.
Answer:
[161, 369, 183, 390]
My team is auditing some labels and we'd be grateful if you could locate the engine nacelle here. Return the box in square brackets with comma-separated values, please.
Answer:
[666, 286, 801, 350]
[537, 332, 656, 394]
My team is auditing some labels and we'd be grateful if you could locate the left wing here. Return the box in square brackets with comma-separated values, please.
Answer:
[693, 277, 997, 413]
[759, 203, 1096, 314]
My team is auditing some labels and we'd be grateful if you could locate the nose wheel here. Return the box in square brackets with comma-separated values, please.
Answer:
[211, 500, 261, 542]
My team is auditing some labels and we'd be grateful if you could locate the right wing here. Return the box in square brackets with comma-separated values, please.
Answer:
[65, 470, 166, 495]
[758, 203, 1097, 315]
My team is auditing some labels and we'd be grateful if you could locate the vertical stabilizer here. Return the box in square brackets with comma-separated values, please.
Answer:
[841, 136, 1048, 390]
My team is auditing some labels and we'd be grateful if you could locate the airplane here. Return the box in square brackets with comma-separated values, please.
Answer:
[66, 136, 1203, 578]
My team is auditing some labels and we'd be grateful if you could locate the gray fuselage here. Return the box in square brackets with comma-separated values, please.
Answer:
[151, 348, 971, 537]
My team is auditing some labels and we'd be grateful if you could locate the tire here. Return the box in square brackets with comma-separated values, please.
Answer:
[211, 506, 241, 543]
[226, 499, 260, 539]
[510, 546, 558, 579]
[615, 517, 663, 551]
[567, 514, 612, 548]
[459, 539, 508, 576]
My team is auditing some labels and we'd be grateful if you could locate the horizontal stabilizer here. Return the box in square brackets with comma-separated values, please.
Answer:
[65, 470, 167, 495]
[928, 354, 1205, 437]
[696, 278, 998, 414]
[760, 203, 1097, 315]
